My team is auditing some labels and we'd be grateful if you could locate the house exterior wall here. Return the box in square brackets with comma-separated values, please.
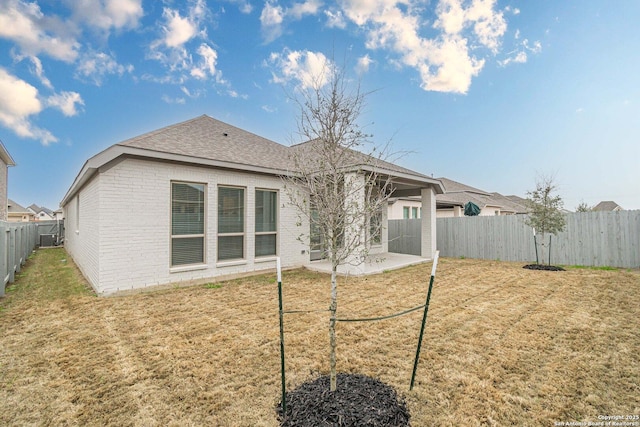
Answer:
[388, 199, 422, 219]
[64, 173, 101, 290]
[83, 157, 309, 295]
[0, 158, 7, 221]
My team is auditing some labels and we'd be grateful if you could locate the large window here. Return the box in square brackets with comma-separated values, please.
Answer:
[218, 186, 245, 261]
[171, 182, 205, 267]
[255, 190, 277, 257]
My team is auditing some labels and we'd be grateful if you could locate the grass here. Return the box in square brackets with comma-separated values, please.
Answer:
[566, 265, 619, 271]
[1, 248, 639, 426]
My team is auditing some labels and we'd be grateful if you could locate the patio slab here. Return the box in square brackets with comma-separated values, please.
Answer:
[306, 252, 430, 276]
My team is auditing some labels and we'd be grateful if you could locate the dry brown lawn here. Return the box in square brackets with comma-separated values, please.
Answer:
[1, 248, 639, 426]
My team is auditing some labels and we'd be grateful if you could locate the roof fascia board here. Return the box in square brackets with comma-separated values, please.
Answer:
[0, 140, 16, 166]
[61, 145, 296, 206]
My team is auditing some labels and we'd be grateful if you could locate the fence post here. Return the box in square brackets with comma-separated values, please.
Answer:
[8, 226, 16, 283]
[0, 225, 7, 297]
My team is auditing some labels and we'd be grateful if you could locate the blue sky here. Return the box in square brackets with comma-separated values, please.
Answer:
[0, 0, 638, 211]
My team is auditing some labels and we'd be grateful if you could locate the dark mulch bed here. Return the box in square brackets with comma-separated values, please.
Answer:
[523, 264, 565, 271]
[276, 373, 410, 427]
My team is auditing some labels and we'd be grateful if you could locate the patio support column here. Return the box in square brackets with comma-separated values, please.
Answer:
[344, 172, 366, 273]
[453, 205, 462, 217]
[421, 186, 436, 258]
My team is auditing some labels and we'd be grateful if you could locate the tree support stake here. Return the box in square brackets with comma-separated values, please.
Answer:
[410, 250, 439, 391]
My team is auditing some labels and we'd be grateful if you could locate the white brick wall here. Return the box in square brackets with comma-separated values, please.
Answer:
[64, 173, 101, 290]
[86, 157, 310, 294]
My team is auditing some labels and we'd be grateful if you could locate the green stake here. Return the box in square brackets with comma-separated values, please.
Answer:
[276, 258, 287, 414]
[410, 251, 439, 391]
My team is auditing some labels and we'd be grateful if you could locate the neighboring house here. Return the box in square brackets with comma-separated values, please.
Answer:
[592, 201, 623, 212]
[53, 208, 64, 220]
[388, 196, 466, 219]
[27, 204, 55, 221]
[61, 115, 444, 295]
[388, 177, 530, 219]
[7, 199, 35, 222]
[0, 139, 16, 221]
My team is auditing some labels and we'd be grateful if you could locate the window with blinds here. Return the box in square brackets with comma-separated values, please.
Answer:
[171, 182, 206, 266]
[218, 186, 245, 261]
[255, 189, 277, 257]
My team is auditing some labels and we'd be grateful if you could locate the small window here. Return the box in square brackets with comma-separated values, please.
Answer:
[403, 206, 410, 219]
[255, 190, 278, 257]
[171, 182, 206, 267]
[412, 207, 418, 219]
[218, 186, 245, 261]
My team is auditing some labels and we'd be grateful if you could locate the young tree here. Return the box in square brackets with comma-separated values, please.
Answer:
[575, 201, 592, 212]
[282, 63, 393, 391]
[525, 174, 566, 265]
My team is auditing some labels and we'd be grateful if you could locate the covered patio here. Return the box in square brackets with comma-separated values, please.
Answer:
[305, 252, 430, 276]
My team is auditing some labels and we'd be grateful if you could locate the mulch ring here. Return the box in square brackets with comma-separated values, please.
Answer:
[523, 264, 566, 271]
[276, 373, 410, 427]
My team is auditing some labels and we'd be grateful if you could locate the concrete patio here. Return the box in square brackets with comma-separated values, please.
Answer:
[305, 252, 430, 276]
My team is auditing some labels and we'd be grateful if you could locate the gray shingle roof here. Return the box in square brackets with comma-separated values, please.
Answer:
[593, 201, 622, 211]
[62, 114, 444, 205]
[288, 138, 435, 181]
[8, 199, 29, 213]
[119, 115, 291, 171]
[437, 177, 491, 195]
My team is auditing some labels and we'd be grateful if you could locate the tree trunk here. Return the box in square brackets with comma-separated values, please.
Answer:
[329, 265, 337, 391]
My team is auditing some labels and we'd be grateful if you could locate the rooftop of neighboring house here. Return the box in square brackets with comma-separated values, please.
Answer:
[7, 199, 29, 213]
[27, 204, 54, 216]
[592, 201, 623, 211]
[436, 177, 530, 214]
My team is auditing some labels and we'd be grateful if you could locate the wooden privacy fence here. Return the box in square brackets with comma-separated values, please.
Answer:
[389, 211, 640, 268]
[0, 221, 39, 297]
[435, 210, 640, 268]
[388, 219, 422, 256]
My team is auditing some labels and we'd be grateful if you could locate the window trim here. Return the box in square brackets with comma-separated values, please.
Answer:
[255, 188, 278, 258]
[170, 181, 207, 269]
[217, 185, 246, 262]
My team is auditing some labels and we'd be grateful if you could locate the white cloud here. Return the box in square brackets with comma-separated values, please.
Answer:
[0, 0, 79, 62]
[76, 50, 134, 85]
[148, 0, 234, 90]
[355, 55, 373, 75]
[289, 0, 322, 19]
[161, 94, 186, 104]
[162, 8, 198, 48]
[66, 0, 143, 31]
[190, 43, 223, 82]
[324, 9, 346, 28]
[0, 67, 57, 145]
[269, 49, 333, 89]
[260, 0, 323, 42]
[262, 105, 277, 113]
[46, 91, 84, 117]
[337, 0, 509, 94]
[260, 1, 285, 42]
[498, 38, 541, 67]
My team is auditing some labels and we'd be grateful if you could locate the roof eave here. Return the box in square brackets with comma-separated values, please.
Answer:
[60, 145, 295, 206]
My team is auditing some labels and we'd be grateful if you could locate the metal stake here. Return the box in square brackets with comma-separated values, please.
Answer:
[276, 258, 287, 414]
[410, 251, 439, 391]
